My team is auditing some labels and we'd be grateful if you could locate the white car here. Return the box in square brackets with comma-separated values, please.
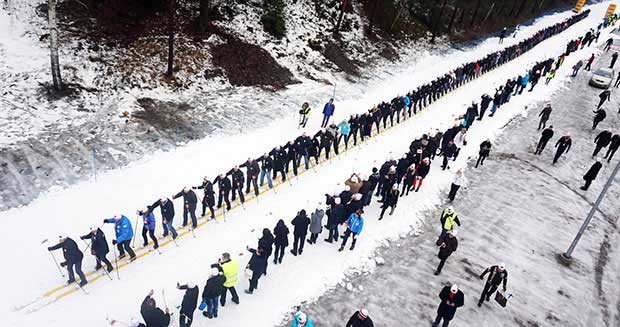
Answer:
[589, 68, 615, 88]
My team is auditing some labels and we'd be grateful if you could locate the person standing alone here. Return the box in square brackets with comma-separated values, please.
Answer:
[322, 98, 335, 128]
[433, 284, 464, 327]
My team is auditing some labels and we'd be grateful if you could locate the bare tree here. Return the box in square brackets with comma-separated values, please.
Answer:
[431, 0, 448, 42]
[470, 0, 481, 27]
[334, 0, 349, 35]
[166, 0, 176, 76]
[48, 0, 63, 91]
[199, 0, 210, 32]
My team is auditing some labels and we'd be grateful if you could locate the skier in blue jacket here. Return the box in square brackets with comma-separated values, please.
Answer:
[339, 210, 364, 251]
[139, 209, 159, 249]
[337, 120, 351, 149]
[518, 73, 530, 95]
[103, 215, 136, 260]
[322, 98, 335, 128]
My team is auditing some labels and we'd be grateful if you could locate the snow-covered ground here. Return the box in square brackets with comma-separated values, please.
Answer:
[302, 47, 620, 327]
[2, 2, 618, 327]
[0, 0, 592, 210]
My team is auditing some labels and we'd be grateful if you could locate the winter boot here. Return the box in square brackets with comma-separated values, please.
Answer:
[338, 245, 344, 252]
[79, 280, 88, 287]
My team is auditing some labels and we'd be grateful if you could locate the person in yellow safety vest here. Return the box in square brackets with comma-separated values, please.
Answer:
[440, 206, 460, 238]
[212, 252, 240, 307]
[299, 102, 312, 128]
[545, 69, 555, 85]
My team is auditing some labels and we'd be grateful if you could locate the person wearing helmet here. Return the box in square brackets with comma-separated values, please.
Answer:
[345, 308, 373, 327]
[434, 230, 458, 275]
[290, 311, 314, 327]
[103, 214, 136, 261]
[176, 281, 199, 327]
[80, 225, 113, 272]
[433, 284, 464, 327]
[379, 183, 400, 220]
[439, 206, 460, 238]
[173, 186, 199, 229]
[48, 235, 87, 286]
[478, 263, 508, 306]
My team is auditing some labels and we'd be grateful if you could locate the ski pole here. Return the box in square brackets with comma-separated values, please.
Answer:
[43, 240, 66, 278]
[162, 289, 168, 310]
[113, 245, 120, 279]
[132, 214, 139, 248]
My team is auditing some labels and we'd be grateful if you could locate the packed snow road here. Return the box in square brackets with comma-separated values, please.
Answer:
[299, 36, 620, 327]
[2, 2, 617, 327]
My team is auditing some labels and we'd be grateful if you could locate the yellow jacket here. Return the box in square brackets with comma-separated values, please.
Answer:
[221, 259, 239, 287]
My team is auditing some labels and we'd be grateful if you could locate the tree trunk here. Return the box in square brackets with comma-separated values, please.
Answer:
[48, 0, 63, 92]
[334, 0, 348, 35]
[368, 0, 379, 33]
[166, 0, 176, 76]
[432, 0, 448, 42]
[199, 0, 210, 32]
[515, 0, 527, 17]
[390, 0, 406, 32]
[483, 2, 496, 23]
[470, 0, 482, 27]
[508, 0, 518, 16]
[447, 6, 458, 34]
[458, 7, 467, 26]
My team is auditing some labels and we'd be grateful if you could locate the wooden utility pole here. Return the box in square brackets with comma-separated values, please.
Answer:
[166, 0, 176, 76]
[470, 0, 482, 27]
[334, 0, 349, 35]
[48, 0, 63, 92]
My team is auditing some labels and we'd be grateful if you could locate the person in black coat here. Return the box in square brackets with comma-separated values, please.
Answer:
[553, 134, 572, 164]
[240, 158, 260, 196]
[597, 90, 611, 109]
[605, 133, 620, 162]
[283, 140, 300, 176]
[173, 187, 198, 228]
[202, 268, 226, 318]
[401, 165, 416, 196]
[269, 146, 287, 182]
[475, 140, 492, 168]
[581, 161, 603, 190]
[592, 109, 607, 130]
[413, 158, 431, 192]
[258, 228, 274, 274]
[538, 104, 552, 130]
[345, 309, 374, 327]
[478, 264, 508, 306]
[226, 166, 245, 204]
[48, 235, 87, 285]
[140, 291, 170, 327]
[593, 130, 613, 157]
[478, 94, 492, 120]
[213, 174, 232, 211]
[434, 230, 458, 275]
[535, 126, 554, 155]
[80, 226, 113, 272]
[325, 198, 345, 243]
[379, 184, 399, 220]
[295, 133, 312, 169]
[273, 220, 289, 264]
[245, 247, 267, 294]
[193, 177, 215, 219]
[290, 210, 311, 255]
[442, 141, 457, 170]
[433, 284, 464, 327]
[151, 197, 178, 238]
[176, 282, 199, 327]
[257, 153, 275, 188]
[315, 129, 334, 160]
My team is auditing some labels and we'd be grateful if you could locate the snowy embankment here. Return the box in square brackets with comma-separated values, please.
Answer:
[304, 43, 620, 327]
[2, 2, 616, 327]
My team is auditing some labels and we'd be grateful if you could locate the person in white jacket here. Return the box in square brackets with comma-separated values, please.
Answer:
[448, 169, 467, 202]
[452, 128, 467, 161]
